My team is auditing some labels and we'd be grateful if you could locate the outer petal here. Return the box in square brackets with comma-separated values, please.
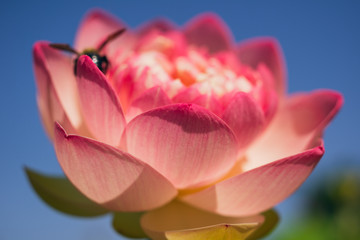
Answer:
[181, 140, 324, 216]
[245, 90, 343, 170]
[54, 123, 177, 212]
[74, 9, 135, 58]
[141, 201, 263, 240]
[76, 55, 126, 146]
[35, 69, 75, 139]
[236, 37, 286, 96]
[122, 104, 239, 189]
[184, 13, 233, 53]
[33, 42, 82, 130]
[126, 86, 172, 121]
[222, 92, 265, 150]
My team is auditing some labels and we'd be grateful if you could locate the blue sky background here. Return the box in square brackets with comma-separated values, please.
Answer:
[1, 0, 359, 239]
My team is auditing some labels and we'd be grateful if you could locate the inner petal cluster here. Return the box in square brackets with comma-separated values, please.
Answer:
[108, 31, 268, 117]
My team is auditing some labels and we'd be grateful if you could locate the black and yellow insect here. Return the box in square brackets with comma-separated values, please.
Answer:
[50, 28, 126, 75]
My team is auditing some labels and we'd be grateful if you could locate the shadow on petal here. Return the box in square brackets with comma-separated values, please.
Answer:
[122, 103, 238, 189]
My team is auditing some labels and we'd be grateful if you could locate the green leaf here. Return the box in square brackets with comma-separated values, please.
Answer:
[25, 167, 108, 217]
[112, 211, 148, 238]
[247, 209, 279, 239]
[165, 223, 259, 240]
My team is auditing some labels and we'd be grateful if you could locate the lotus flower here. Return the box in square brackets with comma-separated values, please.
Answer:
[29, 9, 343, 239]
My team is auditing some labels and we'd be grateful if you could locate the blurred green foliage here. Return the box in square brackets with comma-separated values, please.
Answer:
[273, 169, 360, 240]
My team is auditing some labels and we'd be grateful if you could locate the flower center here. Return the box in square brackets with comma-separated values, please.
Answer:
[173, 49, 254, 96]
[110, 33, 265, 110]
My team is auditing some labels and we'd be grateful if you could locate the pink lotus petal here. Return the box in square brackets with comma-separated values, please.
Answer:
[54, 123, 177, 212]
[126, 86, 172, 121]
[215, 51, 243, 74]
[172, 87, 201, 103]
[136, 30, 187, 59]
[221, 92, 265, 150]
[114, 67, 154, 113]
[33, 42, 82, 129]
[113, 65, 156, 113]
[137, 18, 176, 36]
[75, 9, 125, 51]
[76, 55, 126, 146]
[173, 88, 223, 116]
[192, 94, 223, 117]
[122, 104, 239, 189]
[36, 82, 76, 139]
[74, 9, 135, 58]
[184, 13, 233, 53]
[112, 65, 136, 112]
[114, 52, 173, 111]
[34, 43, 72, 139]
[141, 200, 263, 240]
[286, 90, 343, 134]
[181, 140, 324, 216]
[256, 63, 278, 122]
[245, 90, 343, 170]
[236, 38, 286, 96]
